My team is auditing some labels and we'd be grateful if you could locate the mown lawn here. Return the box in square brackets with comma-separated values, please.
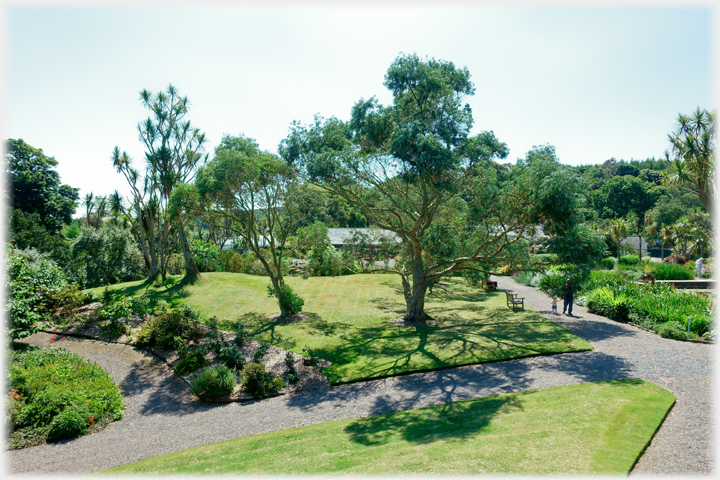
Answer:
[91, 273, 592, 384]
[100, 379, 674, 475]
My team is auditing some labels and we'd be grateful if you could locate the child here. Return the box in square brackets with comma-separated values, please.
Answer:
[551, 297, 558, 315]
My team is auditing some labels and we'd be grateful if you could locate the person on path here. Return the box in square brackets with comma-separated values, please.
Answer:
[551, 297, 558, 315]
[695, 257, 704, 277]
[562, 280, 574, 316]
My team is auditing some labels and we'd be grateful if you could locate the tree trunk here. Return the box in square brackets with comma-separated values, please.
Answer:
[177, 225, 200, 282]
[404, 282, 432, 322]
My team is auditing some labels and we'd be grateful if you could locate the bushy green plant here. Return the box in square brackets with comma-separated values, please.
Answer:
[253, 343, 271, 364]
[192, 239, 221, 272]
[240, 363, 284, 399]
[514, 271, 543, 287]
[599, 257, 616, 270]
[651, 263, 695, 281]
[134, 302, 205, 350]
[285, 351, 300, 383]
[215, 344, 245, 370]
[174, 349, 207, 375]
[70, 225, 146, 288]
[619, 255, 639, 266]
[579, 270, 626, 295]
[267, 283, 304, 316]
[233, 322, 248, 347]
[7, 247, 66, 339]
[654, 321, 691, 340]
[537, 273, 566, 298]
[584, 286, 634, 320]
[192, 365, 237, 397]
[47, 404, 92, 440]
[9, 345, 125, 449]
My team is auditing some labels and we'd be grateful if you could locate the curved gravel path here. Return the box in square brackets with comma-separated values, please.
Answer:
[7, 277, 713, 475]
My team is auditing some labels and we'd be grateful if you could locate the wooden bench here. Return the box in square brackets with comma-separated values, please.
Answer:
[505, 291, 525, 311]
[481, 279, 497, 291]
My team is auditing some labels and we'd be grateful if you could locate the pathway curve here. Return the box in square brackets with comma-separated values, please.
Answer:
[6, 277, 714, 475]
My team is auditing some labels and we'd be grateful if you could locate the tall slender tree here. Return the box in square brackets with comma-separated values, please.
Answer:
[664, 108, 715, 217]
[112, 84, 208, 281]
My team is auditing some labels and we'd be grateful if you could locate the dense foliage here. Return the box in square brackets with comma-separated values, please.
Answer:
[8, 344, 125, 449]
[6, 247, 66, 339]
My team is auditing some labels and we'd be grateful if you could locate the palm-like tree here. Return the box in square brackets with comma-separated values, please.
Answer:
[607, 217, 631, 262]
[83, 192, 94, 225]
[664, 108, 715, 217]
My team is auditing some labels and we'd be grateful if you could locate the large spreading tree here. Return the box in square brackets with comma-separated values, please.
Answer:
[280, 54, 597, 323]
[112, 84, 207, 282]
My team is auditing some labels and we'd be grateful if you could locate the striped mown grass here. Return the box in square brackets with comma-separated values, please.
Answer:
[99, 379, 674, 475]
[91, 273, 592, 384]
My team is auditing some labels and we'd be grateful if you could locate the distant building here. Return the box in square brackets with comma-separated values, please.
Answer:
[327, 228, 400, 249]
[621, 235, 648, 254]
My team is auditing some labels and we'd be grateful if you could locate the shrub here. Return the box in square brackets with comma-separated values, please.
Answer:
[253, 343, 271, 364]
[267, 283, 304, 316]
[584, 286, 634, 320]
[134, 302, 205, 350]
[70, 225, 146, 288]
[47, 404, 91, 440]
[600, 257, 616, 270]
[579, 270, 626, 295]
[7, 247, 66, 339]
[216, 344, 245, 370]
[9, 345, 124, 449]
[192, 366, 237, 397]
[651, 263, 695, 281]
[514, 271, 543, 288]
[192, 239, 220, 272]
[241, 363, 284, 399]
[174, 349, 207, 375]
[537, 273, 566, 298]
[619, 255, 639, 266]
[654, 321, 691, 340]
[663, 254, 688, 265]
[233, 322, 248, 347]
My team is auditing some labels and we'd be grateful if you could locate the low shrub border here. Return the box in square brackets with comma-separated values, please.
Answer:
[39, 299, 316, 403]
[7, 343, 125, 450]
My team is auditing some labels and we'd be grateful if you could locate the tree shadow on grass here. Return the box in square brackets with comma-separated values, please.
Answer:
[344, 394, 524, 446]
[102, 276, 194, 309]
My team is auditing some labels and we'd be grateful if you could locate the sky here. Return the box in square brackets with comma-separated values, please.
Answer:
[2, 1, 716, 208]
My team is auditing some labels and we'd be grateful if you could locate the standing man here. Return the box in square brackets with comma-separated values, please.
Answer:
[562, 279, 574, 316]
[695, 257, 704, 278]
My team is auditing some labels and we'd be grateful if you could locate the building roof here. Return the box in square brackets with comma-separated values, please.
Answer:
[327, 228, 400, 247]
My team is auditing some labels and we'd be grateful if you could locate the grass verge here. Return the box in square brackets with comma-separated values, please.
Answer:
[90, 273, 593, 384]
[99, 379, 674, 475]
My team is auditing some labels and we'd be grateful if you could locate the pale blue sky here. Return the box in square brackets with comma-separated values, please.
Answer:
[4, 3, 714, 204]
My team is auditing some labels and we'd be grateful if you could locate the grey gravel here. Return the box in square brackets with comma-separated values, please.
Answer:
[6, 276, 714, 475]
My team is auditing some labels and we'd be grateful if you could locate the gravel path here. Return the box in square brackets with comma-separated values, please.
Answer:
[6, 277, 714, 475]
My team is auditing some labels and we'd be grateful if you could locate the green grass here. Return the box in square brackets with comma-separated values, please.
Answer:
[100, 379, 674, 475]
[91, 273, 592, 384]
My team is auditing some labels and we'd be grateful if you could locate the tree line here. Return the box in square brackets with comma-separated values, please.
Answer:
[7, 54, 714, 323]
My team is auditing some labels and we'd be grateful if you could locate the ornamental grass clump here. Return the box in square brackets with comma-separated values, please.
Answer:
[583, 280, 712, 339]
[650, 263, 696, 281]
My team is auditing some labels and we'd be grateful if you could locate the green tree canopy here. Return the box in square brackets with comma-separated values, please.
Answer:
[6, 139, 79, 232]
[591, 175, 662, 221]
[280, 54, 596, 323]
[196, 134, 302, 317]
